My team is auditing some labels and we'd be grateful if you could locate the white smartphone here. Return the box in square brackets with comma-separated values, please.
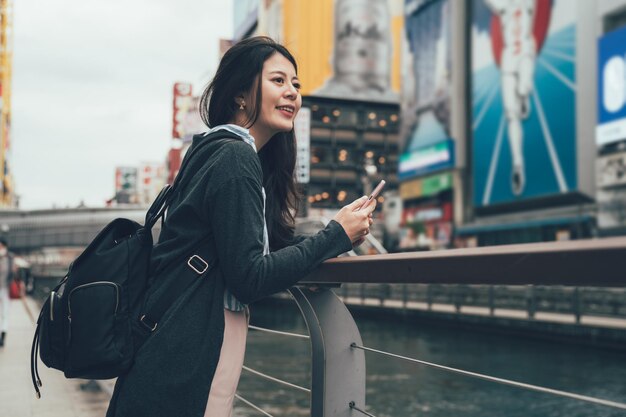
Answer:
[358, 180, 386, 210]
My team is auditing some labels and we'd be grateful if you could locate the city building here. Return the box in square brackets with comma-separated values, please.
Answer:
[397, 0, 466, 251]
[305, 96, 400, 213]
[224, 0, 626, 251]
[234, 0, 404, 223]
[0, 0, 14, 208]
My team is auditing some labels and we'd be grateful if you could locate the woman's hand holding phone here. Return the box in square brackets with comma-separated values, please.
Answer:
[333, 195, 377, 245]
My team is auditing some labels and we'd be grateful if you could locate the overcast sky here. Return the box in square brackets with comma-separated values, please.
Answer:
[11, 0, 233, 209]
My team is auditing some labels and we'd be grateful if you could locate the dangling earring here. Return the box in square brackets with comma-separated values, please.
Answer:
[239, 101, 245, 110]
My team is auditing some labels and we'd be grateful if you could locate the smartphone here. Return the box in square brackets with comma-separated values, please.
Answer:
[358, 180, 386, 210]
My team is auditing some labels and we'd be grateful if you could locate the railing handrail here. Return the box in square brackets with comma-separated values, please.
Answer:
[302, 236, 626, 287]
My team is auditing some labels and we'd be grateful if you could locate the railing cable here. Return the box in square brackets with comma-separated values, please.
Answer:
[242, 366, 311, 393]
[248, 325, 310, 339]
[235, 394, 274, 417]
[349, 401, 377, 417]
[351, 343, 626, 411]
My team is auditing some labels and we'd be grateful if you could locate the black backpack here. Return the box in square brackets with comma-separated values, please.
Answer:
[30, 131, 241, 398]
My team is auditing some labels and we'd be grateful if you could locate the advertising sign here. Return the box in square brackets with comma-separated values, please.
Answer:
[115, 166, 137, 194]
[115, 166, 137, 204]
[294, 107, 311, 184]
[402, 0, 452, 153]
[172, 83, 204, 142]
[597, 150, 626, 188]
[402, 201, 452, 224]
[172, 83, 193, 139]
[399, 201, 453, 250]
[181, 96, 205, 143]
[398, 139, 454, 180]
[471, 0, 577, 207]
[400, 172, 452, 200]
[137, 162, 166, 205]
[277, 0, 402, 102]
[596, 25, 626, 147]
[597, 188, 626, 229]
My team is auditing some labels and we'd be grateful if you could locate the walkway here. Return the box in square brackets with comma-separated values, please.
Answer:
[0, 297, 113, 417]
[340, 296, 626, 328]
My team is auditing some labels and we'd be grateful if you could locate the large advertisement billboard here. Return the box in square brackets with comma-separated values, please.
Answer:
[596, 25, 626, 147]
[471, 0, 577, 207]
[277, 0, 403, 103]
[402, 0, 451, 150]
[399, 0, 453, 180]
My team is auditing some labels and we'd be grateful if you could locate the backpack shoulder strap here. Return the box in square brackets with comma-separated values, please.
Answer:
[138, 131, 243, 336]
[144, 130, 241, 228]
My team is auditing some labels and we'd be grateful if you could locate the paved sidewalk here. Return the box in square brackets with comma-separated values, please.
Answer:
[0, 297, 112, 417]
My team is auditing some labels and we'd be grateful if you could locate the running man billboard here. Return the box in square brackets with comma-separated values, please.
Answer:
[471, 0, 577, 207]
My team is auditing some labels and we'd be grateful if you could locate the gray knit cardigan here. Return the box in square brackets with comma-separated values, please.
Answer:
[106, 133, 352, 417]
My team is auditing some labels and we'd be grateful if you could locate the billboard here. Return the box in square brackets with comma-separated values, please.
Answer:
[597, 150, 626, 230]
[597, 151, 626, 188]
[471, 0, 577, 207]
[172, 83, 192, 139]
[137, 162, 166, 205]
[294, 107, 311, 184]
[401, 0, 452, 153]
[399, 201, 453, 250]
[275, 0, 403, 103]
[398, 139, 454, 180]
[115, 166, 137, 204]
[172, 83, 205, 142]
[596, 25, 626, 147]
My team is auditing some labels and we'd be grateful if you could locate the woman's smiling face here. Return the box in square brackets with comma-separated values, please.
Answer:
[245, 52, 302, 144]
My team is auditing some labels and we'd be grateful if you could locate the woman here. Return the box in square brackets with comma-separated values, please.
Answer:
[106, 36, 376, 417]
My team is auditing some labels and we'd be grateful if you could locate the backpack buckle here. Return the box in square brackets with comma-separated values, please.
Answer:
[187, 255, 209, 274]
[139, 315, 158, 332]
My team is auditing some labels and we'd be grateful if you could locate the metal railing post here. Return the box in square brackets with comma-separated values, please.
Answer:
[427, 284, 433, 310]
[527, 285, 536, 319]
[573, 287, 581, 324]
[402, 284, 408, 309]
[289, 286, 366, 417]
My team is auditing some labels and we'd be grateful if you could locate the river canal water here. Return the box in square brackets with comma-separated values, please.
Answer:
[236, 298, 626, 417]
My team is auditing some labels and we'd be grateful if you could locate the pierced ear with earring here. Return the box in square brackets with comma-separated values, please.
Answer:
[239, 101, 245, 110]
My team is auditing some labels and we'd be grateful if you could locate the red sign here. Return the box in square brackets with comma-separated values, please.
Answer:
[167, 148, 182, 184]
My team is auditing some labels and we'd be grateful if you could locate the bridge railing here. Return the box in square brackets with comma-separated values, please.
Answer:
[236, 236, 626, 417]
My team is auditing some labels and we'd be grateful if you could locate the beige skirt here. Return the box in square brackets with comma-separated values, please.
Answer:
[204, 308, 249, 417]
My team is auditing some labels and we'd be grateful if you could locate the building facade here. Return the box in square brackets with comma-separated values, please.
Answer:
[234, 0, 404, 222]
[227, 0, 626, 250]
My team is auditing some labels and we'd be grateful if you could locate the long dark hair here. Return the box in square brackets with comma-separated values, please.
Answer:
[199, 36, 300, 250]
